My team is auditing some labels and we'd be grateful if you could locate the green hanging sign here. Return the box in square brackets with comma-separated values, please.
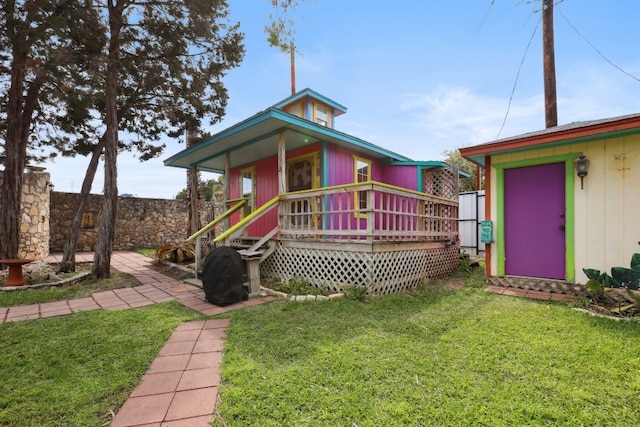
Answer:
[480, 221, 494, 244]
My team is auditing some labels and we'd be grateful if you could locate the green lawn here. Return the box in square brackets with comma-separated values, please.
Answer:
[0, 272, 139, 307]
[0, 302, 204, 426]
[1, 276, 638, 427]
[214, 288, 640, 426]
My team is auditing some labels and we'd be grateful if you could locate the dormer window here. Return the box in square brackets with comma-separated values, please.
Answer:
[315, 104, 328, 126]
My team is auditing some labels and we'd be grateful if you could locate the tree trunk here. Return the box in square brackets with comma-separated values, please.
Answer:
[59, 136, 106, 273]
[185, 129, 201, 236]
[1, 65, 26, 261]
[1, 52, 44, 260]
[92, 1, 122, 279]
[188, 167, 200, 236]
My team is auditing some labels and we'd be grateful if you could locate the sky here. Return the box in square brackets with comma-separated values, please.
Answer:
[34, 0, 640, 199]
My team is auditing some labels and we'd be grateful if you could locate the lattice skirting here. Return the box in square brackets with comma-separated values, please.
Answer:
[260, 241, 460, 295]
[487, 276, 588, 296]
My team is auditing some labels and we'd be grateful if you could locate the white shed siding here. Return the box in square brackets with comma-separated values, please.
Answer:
[489, 133, 640, 284]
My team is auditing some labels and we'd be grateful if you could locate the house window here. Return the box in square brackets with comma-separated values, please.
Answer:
[239, 166, 255, 215]
[285, 101, 303, 118]
[315, 104, 328, 127]
[287, 155, 316, 192]
[354, 156, 371, 216]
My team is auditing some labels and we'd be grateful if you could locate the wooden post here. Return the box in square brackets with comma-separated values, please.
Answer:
[366, 184, 375, 241]
[290, 41, 296, 95]
[543, 0, 558, 128]
[278, 132, 287, 232]
[278, 132, 286, 194]
[484, 156, 492, 277]
[223, 152, 231, 235]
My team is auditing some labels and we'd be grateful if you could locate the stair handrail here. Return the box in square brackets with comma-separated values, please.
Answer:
[185, 198, 247, 243]
[213, 195, 280, 244]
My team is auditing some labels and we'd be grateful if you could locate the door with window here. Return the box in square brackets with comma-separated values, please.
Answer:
[287, 156, 314, 227]
[504, 163, 566, 279]
[354, 157, 371, 218]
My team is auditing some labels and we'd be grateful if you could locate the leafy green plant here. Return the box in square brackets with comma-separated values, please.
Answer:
[583, 243, 640, 291]
[342, 284, 367, 301]
[583, 242, 640, 315]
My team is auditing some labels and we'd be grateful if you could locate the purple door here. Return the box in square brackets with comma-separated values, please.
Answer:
[504, 163, 565, 279]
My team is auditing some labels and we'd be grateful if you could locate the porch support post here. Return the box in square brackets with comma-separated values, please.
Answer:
[278, 132, 286, 194]
[224, 152, 231, 235]
[278, 132, 287, 231]
[224, 152, 231, 201]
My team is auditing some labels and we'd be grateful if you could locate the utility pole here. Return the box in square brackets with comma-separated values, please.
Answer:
[290, 40, 296, 95]
[542, 0, 558, 128]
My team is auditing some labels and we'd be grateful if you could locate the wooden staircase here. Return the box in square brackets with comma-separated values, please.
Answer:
[232, 237, 277, 295]
[189, 237, 277, 296]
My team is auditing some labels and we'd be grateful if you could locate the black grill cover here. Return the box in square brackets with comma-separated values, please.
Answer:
[202, 246, 248, 306]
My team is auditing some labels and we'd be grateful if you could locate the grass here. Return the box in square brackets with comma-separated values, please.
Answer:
[134, 247, 156, 258]
[0, 272, 139, 308]
[0, 301, 204, 426]
[267, 276, 327, 296]
[0, 248, 157, 308]
[213, 288, 640, 426]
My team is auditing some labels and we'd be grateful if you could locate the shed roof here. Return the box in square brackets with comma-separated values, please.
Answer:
[459, 113, 640, 167]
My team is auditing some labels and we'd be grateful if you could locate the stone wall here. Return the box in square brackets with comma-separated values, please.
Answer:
[50, 192, 222, 252]
[0, 168, 52, 260]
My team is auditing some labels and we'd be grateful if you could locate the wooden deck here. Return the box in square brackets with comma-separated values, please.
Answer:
[199, 182, 461, 294]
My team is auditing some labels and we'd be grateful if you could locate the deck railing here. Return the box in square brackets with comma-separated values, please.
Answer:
[279, 181, 458, 243]
[198, 181, 459, 249]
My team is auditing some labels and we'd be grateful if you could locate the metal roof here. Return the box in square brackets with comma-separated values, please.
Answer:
[459, 113, 640, 167]
[164, 107, 412, 173]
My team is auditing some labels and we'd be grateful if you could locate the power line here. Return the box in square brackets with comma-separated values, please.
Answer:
[497, 15, 541, 139]
[556, 4, 640, 83]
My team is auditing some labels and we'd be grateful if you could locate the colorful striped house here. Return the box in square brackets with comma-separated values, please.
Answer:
[165, 88, 461, 294]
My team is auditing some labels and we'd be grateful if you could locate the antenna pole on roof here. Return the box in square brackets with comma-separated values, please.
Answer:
[290, 40, 296, 95]
[542, 0, 558, 128]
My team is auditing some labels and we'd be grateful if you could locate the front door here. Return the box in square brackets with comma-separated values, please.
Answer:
[287, 157, 314, 226]
[504, 163, 565, 279]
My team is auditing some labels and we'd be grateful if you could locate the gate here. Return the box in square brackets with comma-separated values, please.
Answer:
[459, 190, 485, 255]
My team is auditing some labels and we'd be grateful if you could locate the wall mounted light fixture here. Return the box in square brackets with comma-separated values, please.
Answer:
[574, 154, 589, 190]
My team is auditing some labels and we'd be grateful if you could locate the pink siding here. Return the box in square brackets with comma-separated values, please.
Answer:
[229, 144, 322, 236]
[381, 165, 417, 191]
[228, 158, 278, 236]
[325, 144, 383, 186]
[228, 142, 421, 237]
[325, 145, 386, 230]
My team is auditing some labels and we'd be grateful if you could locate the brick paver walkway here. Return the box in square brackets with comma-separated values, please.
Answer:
[1, 251, 277, 426]
[484, 284, 578, 301]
